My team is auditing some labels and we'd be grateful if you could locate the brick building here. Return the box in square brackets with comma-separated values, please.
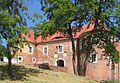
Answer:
[2, 23, 120, 81]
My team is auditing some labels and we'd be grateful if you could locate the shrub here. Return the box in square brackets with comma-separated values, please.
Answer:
[102, 80, 120, 83]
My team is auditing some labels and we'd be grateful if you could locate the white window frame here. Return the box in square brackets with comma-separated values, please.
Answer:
[90, 53, 97, 63]
[43, 46, 48, 55]
[57, 44, 64, 53]
[18, 56, 23, 63]
[55, 58, 65, 66]
[32, 58, 36, 63]
[28, 46, 33, 54]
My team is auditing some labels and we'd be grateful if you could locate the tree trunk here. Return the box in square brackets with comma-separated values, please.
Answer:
[71, 37, 77, 74]
[76, 38, 81, 75]
[8, 57, 12, 77]
[67, 23, 77, 74]
[7, 46, 13, 78]
[78, 36, 92, 76]
[83, 52, 89, 76]
[79, 53, 88, 76]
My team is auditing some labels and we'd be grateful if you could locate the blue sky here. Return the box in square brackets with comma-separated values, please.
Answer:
[24, 0, 46, 27]
[2, 0, 120, 46]
[2, 0, 44, 46]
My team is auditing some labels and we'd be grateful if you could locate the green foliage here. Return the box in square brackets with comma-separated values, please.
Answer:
[40, 0, 88, 36]
[0, 0, 28, 39]
[103, 80, 120, 83]
[38, 0, 120, 75]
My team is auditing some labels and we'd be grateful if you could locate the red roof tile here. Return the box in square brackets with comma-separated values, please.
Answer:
[23, 23, 120, 52]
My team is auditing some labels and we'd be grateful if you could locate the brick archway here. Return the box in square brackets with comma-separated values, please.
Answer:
[55, 58, 65, 67]
[57, 60, 64, 67]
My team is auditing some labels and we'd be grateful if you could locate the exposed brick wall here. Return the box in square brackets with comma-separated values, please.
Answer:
[85, 45, 120, 81]
[15, 40, 120, 81]
[35, 40, 73, 73]
[15, 43, 36, 65]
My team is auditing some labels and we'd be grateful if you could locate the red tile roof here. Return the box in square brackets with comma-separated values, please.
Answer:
[24, 23, 120, 52]
[35, 23, 95, 43]
[22, 32, 35, 43]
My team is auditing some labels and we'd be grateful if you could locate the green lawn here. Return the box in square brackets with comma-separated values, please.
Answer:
[0, 62, 98, 83]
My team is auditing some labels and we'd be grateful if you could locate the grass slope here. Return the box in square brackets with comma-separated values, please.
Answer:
[0, 62, 97, 83]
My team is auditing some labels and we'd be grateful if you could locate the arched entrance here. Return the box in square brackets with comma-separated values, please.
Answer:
[57, 59, 64, 67]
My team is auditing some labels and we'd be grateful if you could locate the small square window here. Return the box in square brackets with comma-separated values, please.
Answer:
[43, 46, 48, 55]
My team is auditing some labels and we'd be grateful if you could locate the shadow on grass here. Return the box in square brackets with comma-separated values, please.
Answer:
[0, 64, 42, 81]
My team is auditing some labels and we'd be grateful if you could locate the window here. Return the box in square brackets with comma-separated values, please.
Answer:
[32, 58, 36, 63]
[90, 53, 97, 63]
[55, 58, 65, 66]
[28, 46, 33, 54]
[57, 60, 64, 67]
[57, 45, 64, 53]
[18, 56, 23, 63]
[20, 49, 22, 53]
[43, 46, 48, 55]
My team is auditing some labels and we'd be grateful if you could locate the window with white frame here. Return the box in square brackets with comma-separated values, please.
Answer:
[32, 58, 36, 63]
[43, 46, 48, 55]
[57, 45, 64, 53]
[18, 56, 23, 63]
[90, 53, 97, 63]
[28, 46, 33, 54]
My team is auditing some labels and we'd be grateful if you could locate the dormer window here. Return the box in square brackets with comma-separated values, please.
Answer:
[28, 46, 33, 54]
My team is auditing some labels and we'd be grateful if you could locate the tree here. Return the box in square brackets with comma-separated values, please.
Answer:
[39, 0, 92, 75]
[39, 0, 120, 77]
[90, 0, 120, 63]
[0, 0, 28, 77]
[76, 0, 120, 77]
